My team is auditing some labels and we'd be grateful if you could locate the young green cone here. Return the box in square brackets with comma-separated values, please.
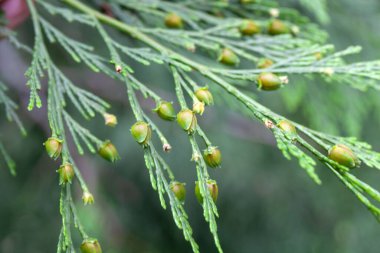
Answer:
[164, 13, 183, 29]
[268, 19, 290, 35]
[44, 137, 63, 160]
[203, 146, 222, 168]
[218, 48, 239, 66]
[328, 144, 360, 168]
[58, 163, 75, 184]
[257, 58, 274, 69]
[170, 181, 186, 202]
[195, 180, 219, 204]
[239, 19, 260, 36]
[82, 191, 95, 205]
[193, 101, 205, 115]
[277, 120, 297, 135]
[80, 239, 102, 253]
[177, 109, 197, 134]
[98, 140, 120, 163]
[154, 101, 176, 121]
[130, 121, 152, 146]
[194, 87, 214, 105]
[257, 72, 283, 91]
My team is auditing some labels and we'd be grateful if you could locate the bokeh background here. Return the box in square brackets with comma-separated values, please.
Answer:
[1, 0, 380, 252]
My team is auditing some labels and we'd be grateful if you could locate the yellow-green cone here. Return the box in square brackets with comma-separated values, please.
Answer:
[203, 147, 222, 168]
[44, 137, 63, 160]
[130, 121, 152, 146]
[195, 180, 219, 204]
[164, 13, 183, 29]
[219, 48, 239, 66]
[80, 239, 102, 253]
[257, 72, 282, 91]
[328, 144, 360, 168]
[170, 181, 186, 202]
[195, 87, 214, 105]
[268, 19, 290, 35]
[98, 140, 120, 163]
[177, 109, 197, 134]
[154, 101, 176, 121]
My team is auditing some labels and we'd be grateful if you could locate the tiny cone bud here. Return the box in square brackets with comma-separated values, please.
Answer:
[322, 67, 334, 76]
[257, 72, 283, 91]
[115, 65, 122, 73]
[264, 120, 274, 129]
[194, 87, 214, 105]
[98, 140, 120, 163]
[80, 239, 102, 253]
[277, 120, 297, 136]
[170, 181, 186, 202]
[328, 144, 360, 169]
[195, 180, 219, 204]
[203, 147, 222, 168]
[257, 58, 274, 69]
[103, 113, 118, 127]
[291, 25, 300, 36]
[268, 19, 290, 35]
[163, 143, 172, 152]
[218, 48, 239, 66]
[239, 19, 260, 36]
[177, 109, 197, 134]
[130, 121, 152, 146]
[82, 191, 95, 205]
[164, 13, 183, 29]
[269, 8, 280, 18]
[154, 101, 176, 121]
[58, 163, 75, 184]
[193, 101, 205, 115]
[44, 137, 63, 160]
[185, 42, 196, 52]
[314, 52, 323, 60]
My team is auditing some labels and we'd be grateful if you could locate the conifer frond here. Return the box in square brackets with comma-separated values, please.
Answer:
[297, 0, 330, 24]
[0, 81, 25, 175]
[3, 0, 380, 252]
[0, 82, 26, 135]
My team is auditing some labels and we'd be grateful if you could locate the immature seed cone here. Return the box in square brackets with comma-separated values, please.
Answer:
[80, 239, 102, 253]
[98, 140, 120, 163]
[177, 109, 197, 134]
[170, 181, 186, 202]
[44, 137, 63, 160]
[328, 144, 360, 168]
[277, 120, 297, 135]
[103, 113, 118, 127]
[268, 19, 290, 35]
[203, 147, 222, 168]
[164, 13, 183, 29]
[239, 19, 260, 36]
[314, 52, 323, 60]
[257, 72, 282, 91]
[193, 101, 205, 115]
[58, 163, 75, 184]
[154, 101, 176, 121]
[218, 48, 239, 66]
[130, 121, 152, 146]
[82, 191, 95, 205]
[195, 180, 219, 204]
[195, 87, 214, 105]
[257, 58, 274, 69]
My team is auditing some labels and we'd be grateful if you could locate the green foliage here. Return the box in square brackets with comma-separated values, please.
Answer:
[2, 0, 380, 252]
[0, 81, 25, 175]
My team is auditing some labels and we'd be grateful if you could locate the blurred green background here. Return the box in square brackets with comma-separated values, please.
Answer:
[1, 1, 380, 252]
